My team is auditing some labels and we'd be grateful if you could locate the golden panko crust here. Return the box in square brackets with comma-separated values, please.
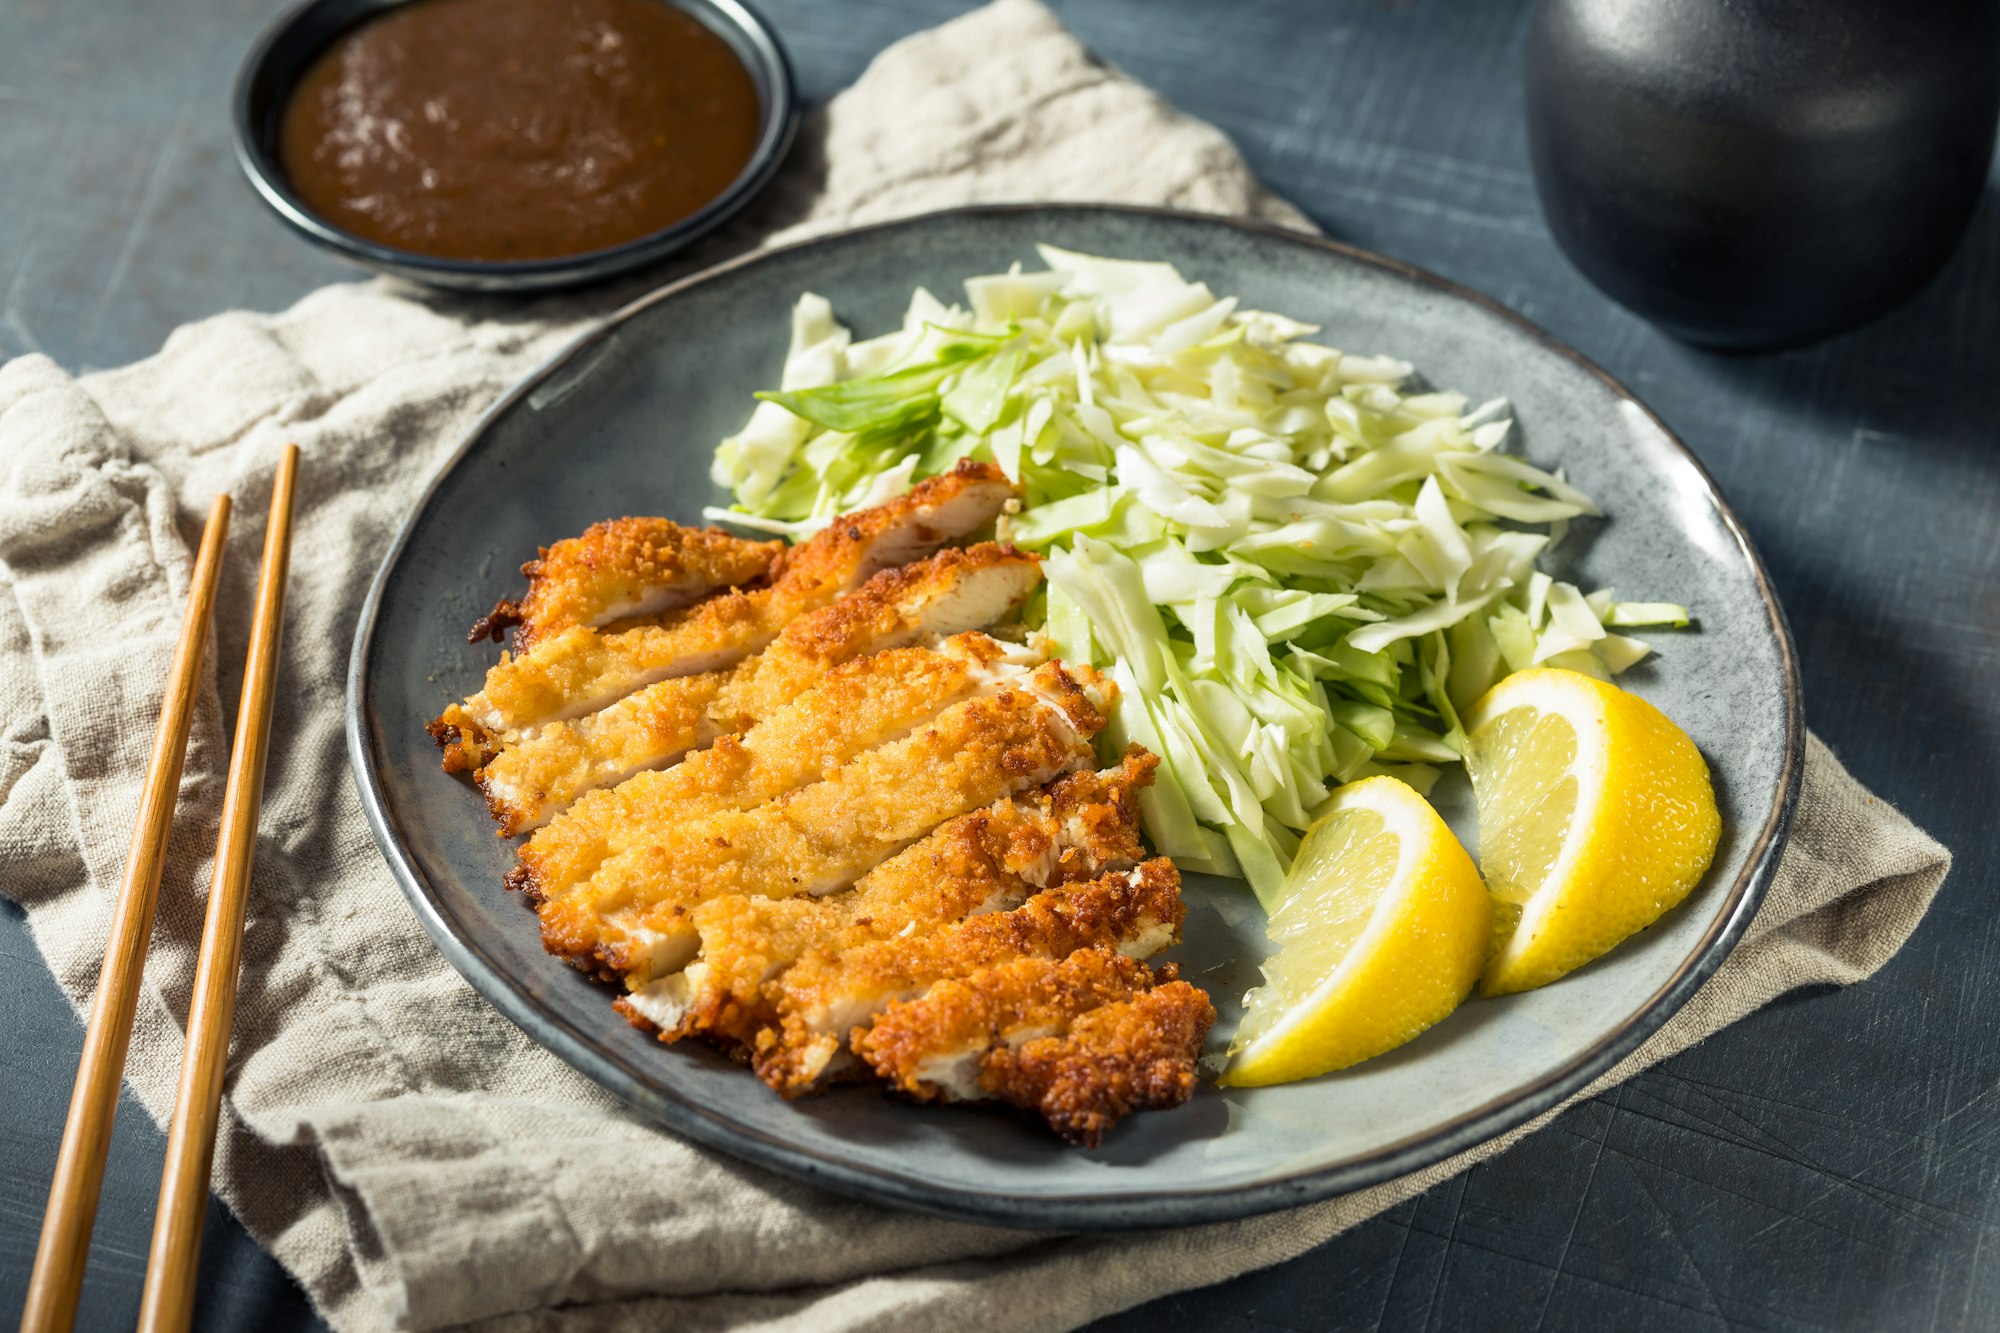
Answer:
[471, 519, 782, 650]
[480, 544, 1045, 836]
[659, 749, 1160, 1050]
[980, 980, 1216, 1147]
[535, 672, 1105, 974]
[430, 468, 1215, 1144]
[710, 542, 1040, 730]
[754, 859, 1185, 1097]
[514, 638, 1002, 890]
[431, 461, 1021, 766]
[852, 948, 1161, 1098]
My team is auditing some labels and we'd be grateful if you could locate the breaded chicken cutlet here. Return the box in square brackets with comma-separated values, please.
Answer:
[429, 462, 1020, 769]
[430, 461, 1213, 1143]
[476, 543, 1043, 835]
[621, 749, 1162, 1051]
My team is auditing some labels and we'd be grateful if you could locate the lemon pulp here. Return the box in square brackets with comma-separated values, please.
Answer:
[1465, 668, 1721, 997]
[1223, 776, 1488, 1087]
[1467, 704, 1577, 953]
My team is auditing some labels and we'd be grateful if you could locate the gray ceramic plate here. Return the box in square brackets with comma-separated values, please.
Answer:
[348, 205, 1801, 1229]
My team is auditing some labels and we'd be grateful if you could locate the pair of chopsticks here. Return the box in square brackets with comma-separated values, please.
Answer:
[22, 445, 301, 1333]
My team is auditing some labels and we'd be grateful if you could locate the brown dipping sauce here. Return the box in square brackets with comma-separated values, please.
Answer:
[280, 0, 762, 262]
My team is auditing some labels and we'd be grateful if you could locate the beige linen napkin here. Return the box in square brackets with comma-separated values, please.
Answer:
[0, 2, 1951, 1329]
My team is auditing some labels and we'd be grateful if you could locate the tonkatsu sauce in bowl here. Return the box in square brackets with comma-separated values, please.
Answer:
[234, 0, 796, 290]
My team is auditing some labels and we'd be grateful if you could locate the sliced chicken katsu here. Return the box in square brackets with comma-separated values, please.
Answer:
[513, 633, 1049, 892]
[480, 678, 725, 836]
[618, 750, 1160, 1049]
[536, 660, 1111, 982]
[852, 948, 1158, 1097]
[752, 857, 1186, 1096]
[706, 542, 1041, 732]
[429, 461, 1018, 771]
[977, 977, 1216, 1147]
[468, 519, 782, 650]
[851, 948, 1213, 1143]
[476, 543, 1041, 834]
[427, 464, 1215, 1144]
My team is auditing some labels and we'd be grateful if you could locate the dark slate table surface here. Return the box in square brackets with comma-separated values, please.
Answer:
[3, 0, 1996, 1328]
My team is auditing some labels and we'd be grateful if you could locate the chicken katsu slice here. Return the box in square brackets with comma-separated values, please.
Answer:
[429, 462, 1018, 770]
[619, 749, 1159, 1049]
[536, 661, 1110, 982]
[850, 947, 1215, 1142]
[849, 943, 1214, 1145]
[980, 980, 1216, 1147]
[708, 543, 1042, 732]
[475, 544, 1042, 835]
[752, 858, 1185, 1096]
[479, 674, 725, 836]
[468, 519, 783, 650]
[852, 948, 1161, 1101]
[512, 634, 1042, 883]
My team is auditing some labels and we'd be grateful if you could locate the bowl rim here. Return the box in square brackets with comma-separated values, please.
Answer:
[231, 0, 800, 287]
[347, 202, 1804, 1229]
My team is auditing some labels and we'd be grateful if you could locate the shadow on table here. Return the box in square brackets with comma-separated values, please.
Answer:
[1760, 527, 1997, 837]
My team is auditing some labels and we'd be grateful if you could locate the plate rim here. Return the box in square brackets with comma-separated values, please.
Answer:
[346, 202, 1804, 1230]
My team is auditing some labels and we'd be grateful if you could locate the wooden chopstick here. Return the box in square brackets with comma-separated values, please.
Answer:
[19, 493, 233, 1333]
[137, 444, 299, 1333]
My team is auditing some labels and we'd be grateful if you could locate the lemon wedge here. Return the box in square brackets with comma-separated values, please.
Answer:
[1221, 776, 1489, 1087]
[1465, 668, 1721, 997]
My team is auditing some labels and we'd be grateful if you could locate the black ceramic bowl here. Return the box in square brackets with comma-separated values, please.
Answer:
[233, 0, 798, 292]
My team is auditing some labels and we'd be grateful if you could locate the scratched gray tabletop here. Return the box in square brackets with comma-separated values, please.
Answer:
[3, 1, 1996, 1329]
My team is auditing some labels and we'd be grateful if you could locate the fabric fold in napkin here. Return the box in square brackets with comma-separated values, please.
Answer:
[0, 1, 1950, 1329]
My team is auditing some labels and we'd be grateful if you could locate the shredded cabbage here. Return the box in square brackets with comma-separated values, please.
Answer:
[708, 247, 1689, 906]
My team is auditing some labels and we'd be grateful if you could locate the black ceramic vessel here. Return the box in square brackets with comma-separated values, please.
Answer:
[1526, 0, 2000, 351]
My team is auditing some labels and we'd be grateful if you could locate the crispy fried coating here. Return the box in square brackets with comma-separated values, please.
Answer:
[753, 858, 1184, 1096]
[478, 674, 724, 836]
[430, 462, 1020, 769]
[852, 949, 1160, 1100]
[535, 663, 1108, 981]
[469, 519, 782, 650]
[474, 545, 1041, 834]
[763, 460, 1016, 593]
[431, 463, 1213, 1144]
[429, 613, 760, 773]
[627, 749, 1160, 1048]
[514, 635, 1035, 883]
[980, 980, 1215, 1147]
[709, 543, 1041, 730]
